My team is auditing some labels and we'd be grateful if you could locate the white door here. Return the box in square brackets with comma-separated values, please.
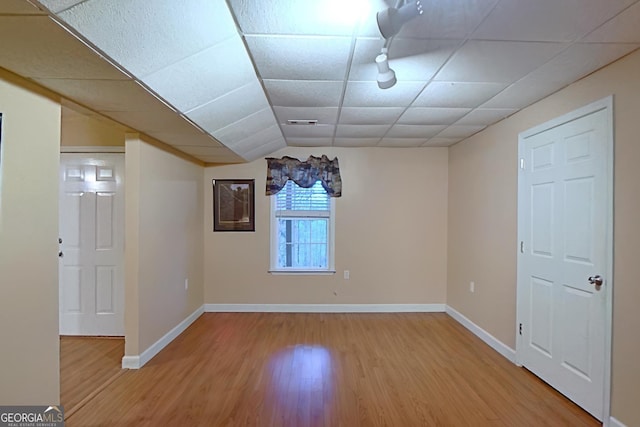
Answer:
[517, 101, 612, 420]
[59, 154, 124, 336]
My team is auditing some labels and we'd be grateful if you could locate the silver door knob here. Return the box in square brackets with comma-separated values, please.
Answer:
[588, 275, 603, 286]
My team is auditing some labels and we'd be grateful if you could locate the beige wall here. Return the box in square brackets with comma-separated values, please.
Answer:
[61, 107, 125, 147]
[447, 49, 640, 425]
[124, 135, 204, 355]
[204, 146, 448, 305]
[0, 71, 61, 404]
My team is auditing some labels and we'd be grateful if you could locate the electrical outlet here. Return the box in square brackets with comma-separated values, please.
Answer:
[470, 281, 475, 293]
[344, 270, 350, 280]
[184, 278, 189, 291]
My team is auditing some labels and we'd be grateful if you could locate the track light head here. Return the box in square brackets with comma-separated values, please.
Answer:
[376, 0, 424, 39]
[376, 52, 397, 89]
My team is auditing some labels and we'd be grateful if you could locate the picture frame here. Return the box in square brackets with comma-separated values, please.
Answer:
[213, 179, 255, 232]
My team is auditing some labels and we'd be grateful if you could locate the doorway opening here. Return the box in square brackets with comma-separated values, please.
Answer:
[58, 151, 126, 415]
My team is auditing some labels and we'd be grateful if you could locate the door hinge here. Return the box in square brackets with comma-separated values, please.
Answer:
[520, 158, 525, 169]
[520, 241, 524, 253]
[519, 323, 523, 336]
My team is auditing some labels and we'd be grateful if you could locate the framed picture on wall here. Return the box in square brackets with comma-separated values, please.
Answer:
[213, 179, 255, 232]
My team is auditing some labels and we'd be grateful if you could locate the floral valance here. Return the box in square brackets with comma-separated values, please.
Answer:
[265, 155, 342, 197]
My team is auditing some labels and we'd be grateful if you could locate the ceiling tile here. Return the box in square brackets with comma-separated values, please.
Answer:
[437, 125, 486, 138]
[336, 125, 390, 137]
[360, 0, 499, 39]
[481, 81, 560, 110]
[343, 81, 425, 107]
[482, 42, 640, 108]
[412, 81, 507, 108]
[264, 80, 344, 107]
[422, 137, 464, 147]
[237, 133, 286, 155]
[143, 36, 256, 112]
[246, 35, 352, 80]
[186, 82, 270, 133]
[0, 0, 45, 14]
[282, 125, 335, 138]
[473, 0, 637, 42]
[583, 2, 640, 43]
[227, 125, 283, 151]
[334, 137, 381, 147]
[386, 125, 446, 138]
[213, 108, 279, 145]
[339, 107, 404, 125]
[37, 0, 84, 13]
[349, 37, 459, 82]
[241, 138, 288, 162]
[58, 0, 238, 77]
[398, 107, 471, 125]
[378, 138, 428, 147]
[435, 40, 567, 83]
[228, 0, 368, 36]
[33, 78, 163, 112]
[0, 16, 127, 80]
[455, 108, 517, 126]
[274, 107, 339, 125]
[287, 138, 334, 147]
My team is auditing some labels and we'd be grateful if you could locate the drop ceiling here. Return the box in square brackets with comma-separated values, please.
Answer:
[0, 0, 638, 163]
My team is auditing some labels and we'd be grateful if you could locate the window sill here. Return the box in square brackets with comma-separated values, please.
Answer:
[269, 270, 336, 276]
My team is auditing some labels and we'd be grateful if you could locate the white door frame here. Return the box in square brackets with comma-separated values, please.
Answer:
[516, 96, 614, 425]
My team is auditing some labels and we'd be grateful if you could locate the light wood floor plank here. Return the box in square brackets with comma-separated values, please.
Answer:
[60, 336, 124, 413]
[66, 313, 599, 426]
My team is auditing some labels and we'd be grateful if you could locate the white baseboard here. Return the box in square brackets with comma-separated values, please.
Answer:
[121, 355, 140, 370]
[121, 305, 204, 369]
[445, 305, 516, 363]
[609, 417, 627, 427]
[204, 303, 446, 313]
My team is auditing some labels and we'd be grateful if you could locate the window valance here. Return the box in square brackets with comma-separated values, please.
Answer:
[265, 155, 342, 197]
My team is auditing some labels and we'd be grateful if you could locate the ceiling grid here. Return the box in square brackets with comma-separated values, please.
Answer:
[0, 0, 637, 162]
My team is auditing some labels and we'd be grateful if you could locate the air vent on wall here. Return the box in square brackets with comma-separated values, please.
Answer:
[287, 119, 318, 125]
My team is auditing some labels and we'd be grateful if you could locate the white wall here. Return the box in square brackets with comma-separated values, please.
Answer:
[448, 49, 640, 426]
[124, 135, 204, 356]
[0, 71, 61, 405]
[204, 146, 449, 306]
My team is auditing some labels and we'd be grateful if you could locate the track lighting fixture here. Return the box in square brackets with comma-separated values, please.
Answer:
[376, 0, 424, 40]
[374, 1, 424, 89]
[376, 49, 397, 89]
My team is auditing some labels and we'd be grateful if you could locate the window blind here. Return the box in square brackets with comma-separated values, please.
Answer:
[275, 181, 330, 213]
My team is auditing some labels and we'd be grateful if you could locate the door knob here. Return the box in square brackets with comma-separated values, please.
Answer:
[588, 275, 603, 287]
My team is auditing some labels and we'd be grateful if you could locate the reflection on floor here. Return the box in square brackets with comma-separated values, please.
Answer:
[60, 336, 124, 415]
[65, 313, 599, 426]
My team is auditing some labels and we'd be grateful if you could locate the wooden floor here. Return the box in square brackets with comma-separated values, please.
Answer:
[60, 336, 124, 413]
[67, 313, 598, 426]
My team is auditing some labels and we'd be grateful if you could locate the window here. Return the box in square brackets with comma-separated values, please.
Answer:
[270, 180, 335, 273]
